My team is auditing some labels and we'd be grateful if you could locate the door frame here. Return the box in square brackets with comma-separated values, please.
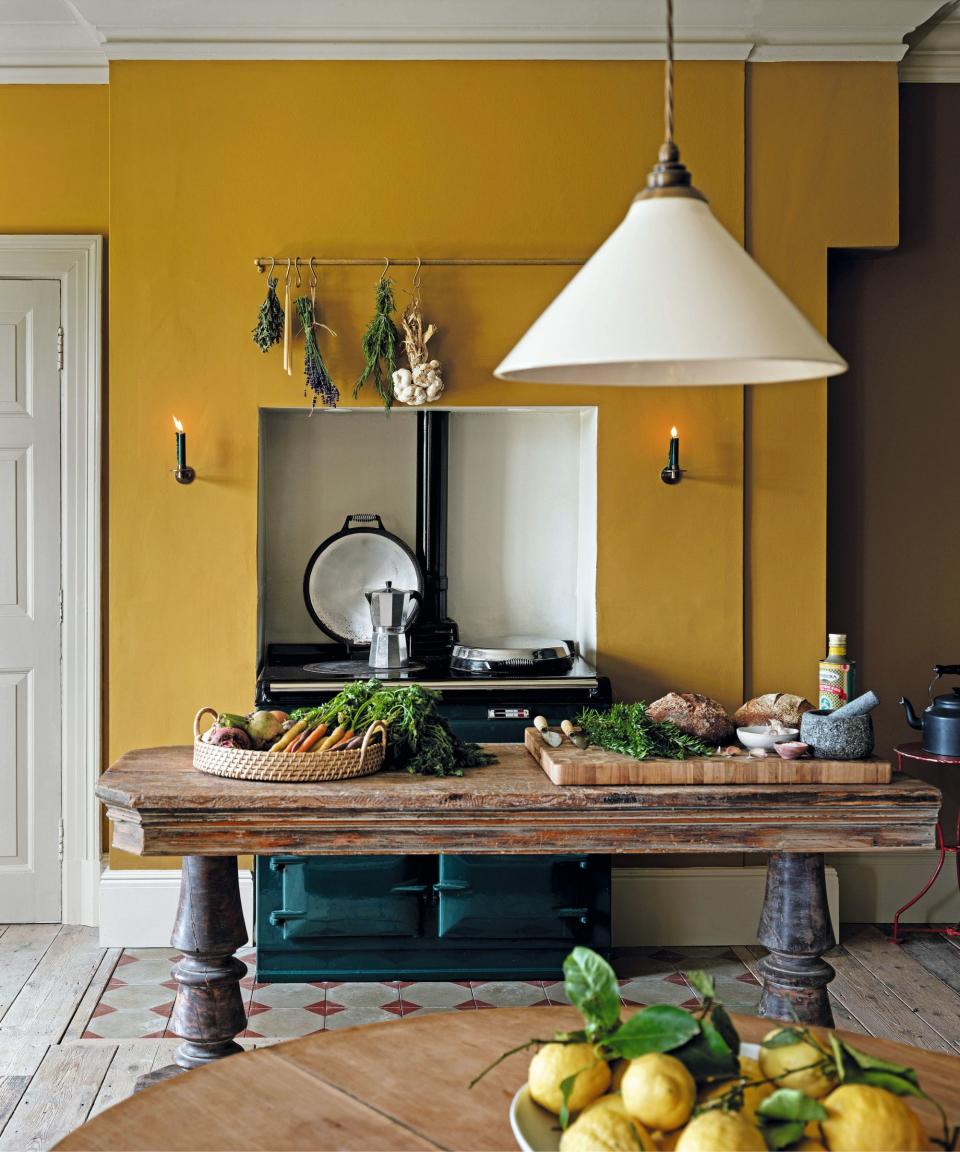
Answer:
[0, 235, 102, 926]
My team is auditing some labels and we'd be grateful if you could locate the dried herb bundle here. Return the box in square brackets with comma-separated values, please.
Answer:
[251, 276, 284, 352]
[295, 295, 338, 409]
[355, 276, 401, 410]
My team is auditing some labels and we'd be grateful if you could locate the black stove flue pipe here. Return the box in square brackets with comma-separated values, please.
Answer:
[411, 411, 459, 665]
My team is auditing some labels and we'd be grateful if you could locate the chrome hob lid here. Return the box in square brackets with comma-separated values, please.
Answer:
[450, 637, 574, 675]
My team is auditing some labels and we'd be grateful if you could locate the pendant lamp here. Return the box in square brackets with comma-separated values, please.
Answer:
[494, 0, 846, 387]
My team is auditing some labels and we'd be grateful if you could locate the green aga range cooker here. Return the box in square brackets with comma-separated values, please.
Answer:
[254, 646, 612, 980]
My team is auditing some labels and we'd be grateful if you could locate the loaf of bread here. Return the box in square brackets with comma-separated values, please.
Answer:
[733, 693, 814, 729]
[648, 692, 734, 744]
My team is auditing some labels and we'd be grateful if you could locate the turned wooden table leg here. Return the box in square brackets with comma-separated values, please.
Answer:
[757, 852, 836, 1027]
[168, 855, 249, 1069]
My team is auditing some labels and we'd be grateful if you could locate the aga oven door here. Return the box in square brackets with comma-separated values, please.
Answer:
[264, 856, 432, 940]
[434, 855, 609, 943]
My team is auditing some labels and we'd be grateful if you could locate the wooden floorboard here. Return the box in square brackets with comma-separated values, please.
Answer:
[900, 933, 960, 997]
[0, 927, 61, 1025]
[62, 950, 120, 1042]
[87, 1040, 165, 1120]
[0, 1042, 115, 1151]
[0, 1039, 51, 1135]
[0, 927, 105, 1044]
[840, 926, 960, 1052]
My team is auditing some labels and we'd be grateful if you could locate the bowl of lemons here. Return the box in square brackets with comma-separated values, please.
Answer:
[486, 948, 947, 1152]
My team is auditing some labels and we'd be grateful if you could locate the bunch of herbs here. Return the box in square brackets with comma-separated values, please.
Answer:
[355, 276, 401, 410]
[577, 700, 713, 760]
[251, 276, 284, 351]
[295, 295, 338, 408]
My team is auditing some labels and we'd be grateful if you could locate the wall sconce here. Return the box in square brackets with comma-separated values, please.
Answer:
[660, 426, 683, 484]
[173, 416, 196, 485]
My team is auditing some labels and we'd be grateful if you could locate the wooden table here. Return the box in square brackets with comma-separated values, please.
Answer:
[56, 1007, 959, 1151]
[96, 745, 940, 1074]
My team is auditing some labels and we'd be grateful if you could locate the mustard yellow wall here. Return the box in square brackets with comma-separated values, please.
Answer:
[0, 86, 108, 232]
[101, 60, 897, 868]
[0, 66, 894, 870]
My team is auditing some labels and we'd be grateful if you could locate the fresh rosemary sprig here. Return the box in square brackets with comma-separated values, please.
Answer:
[251, 276, 285, 352]
[577, 701, 713, 760]
[355, 276, 401, 410]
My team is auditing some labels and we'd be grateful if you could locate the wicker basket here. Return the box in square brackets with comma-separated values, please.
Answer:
[192, 708, 388, 783]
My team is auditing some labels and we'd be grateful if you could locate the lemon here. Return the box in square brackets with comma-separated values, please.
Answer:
[560, 1101, 655, 1152]
[622, 1054, 696, 1132]
[821, 1084, 923, 1151]
[758, 1029, 836, 1099]
[699, 1058, 774, 1124]
[674, 1110, 767, 1151]
[528, 1042, 611, 1116]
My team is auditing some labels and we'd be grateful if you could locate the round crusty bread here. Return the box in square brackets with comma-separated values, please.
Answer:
[733, 693, 814, 729]
[648, 692, 734, 744]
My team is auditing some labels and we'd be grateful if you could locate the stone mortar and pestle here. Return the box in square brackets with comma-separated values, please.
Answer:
[800, 691, 879, 759]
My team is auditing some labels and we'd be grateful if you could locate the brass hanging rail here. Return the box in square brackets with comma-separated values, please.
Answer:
[254, 256, 585, 273]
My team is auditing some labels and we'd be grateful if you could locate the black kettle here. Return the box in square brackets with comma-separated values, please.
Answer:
[900, 665, 960, 757]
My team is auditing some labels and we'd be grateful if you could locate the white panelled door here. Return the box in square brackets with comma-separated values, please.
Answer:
[0, 280, 61, 921]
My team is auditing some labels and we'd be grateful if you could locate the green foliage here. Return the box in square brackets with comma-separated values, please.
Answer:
[562, 948, 621, 1039]
[605, 1005, 700, 1060]
[251, 276, 285, 351]
[292, 680, 494, 777]
[685, 970, 716, 1004]
[355, 276, 401, 410]
[756, 1089, 828, 1150]
[577, 702, 713, 760]
[761, 1027, 807, 1048]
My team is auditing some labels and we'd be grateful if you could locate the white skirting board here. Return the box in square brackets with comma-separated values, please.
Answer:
[97, 855, 955, 949]
[99, 868, 254, 948]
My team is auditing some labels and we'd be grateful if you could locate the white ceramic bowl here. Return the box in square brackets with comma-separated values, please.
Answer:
[737, 725, 799, 750]
[510, 1043, 761, 1152]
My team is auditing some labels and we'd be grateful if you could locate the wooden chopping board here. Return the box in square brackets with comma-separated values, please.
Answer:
[524, 728, 892, 785]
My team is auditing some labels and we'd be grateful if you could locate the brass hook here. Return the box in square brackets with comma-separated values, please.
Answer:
[284, 258, 291, 287]
[380, 256, 390, 281]
[268, 257, 276, 279]
[295, 257, 302, 288]
[413, 256, 422, 293]
[309, 256, 318, 291]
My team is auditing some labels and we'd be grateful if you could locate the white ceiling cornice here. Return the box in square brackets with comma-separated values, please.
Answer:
[900, 0, 960, 79]
[0, 0, 952, 83]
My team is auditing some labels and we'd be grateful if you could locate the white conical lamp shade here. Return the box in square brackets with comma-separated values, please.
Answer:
[494, 196, 846, 386]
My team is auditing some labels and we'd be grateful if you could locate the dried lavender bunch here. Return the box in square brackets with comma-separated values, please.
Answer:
[354, 276, 400, 410]
[251, 276, 285, 352]
[295, 296, 338, 409]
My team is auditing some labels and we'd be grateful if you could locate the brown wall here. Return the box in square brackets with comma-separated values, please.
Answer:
[828, 83, 960, 823]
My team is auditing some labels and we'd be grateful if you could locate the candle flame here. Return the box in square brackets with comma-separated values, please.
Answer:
[670, 426, 678, 438]
[172, 416, 184, 433]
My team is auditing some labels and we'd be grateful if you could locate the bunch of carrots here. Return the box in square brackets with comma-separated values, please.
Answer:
[270, 710, 365, 755]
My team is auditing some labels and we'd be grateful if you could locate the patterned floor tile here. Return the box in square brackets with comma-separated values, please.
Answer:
[399, 982, 474, 1008]
[400, 1004, 472, 1017]
[112, 951, 181, 985]
[240, 1009, 326, 1040]
[98, 983, 176, 1013]
[324, 982, 402, 1009]
[618, 975, 693, 1008]
[322, 1007, 406, 1031]
[542, 981, 571, 1005]
[246, 983, 326, 1011]
[470, 981, 549, 1007]
[82, 1006, 173, 1039]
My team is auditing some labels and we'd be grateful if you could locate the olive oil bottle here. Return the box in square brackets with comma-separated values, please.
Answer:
[819, 633, 856, 711]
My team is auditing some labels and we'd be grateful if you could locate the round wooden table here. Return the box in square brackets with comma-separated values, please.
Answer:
[56, 1008, 960, 1151]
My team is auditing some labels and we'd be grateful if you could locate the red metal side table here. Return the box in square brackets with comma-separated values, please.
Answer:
[892, 742, 960, 943]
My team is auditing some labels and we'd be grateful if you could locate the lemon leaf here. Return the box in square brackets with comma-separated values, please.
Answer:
[840, 1041, 919, 1085]
[758, 1088, 828, 1123]
[761, 1120, 808, 1149]
[685, 970, 716, 1002]
[605, 1004, 700, 1059]
[709, 1003, 740, 1052]
[563, 947, 621, 1037]
[857, 1070, 925, 1098]
[558, 1069, 580, 1130]
[671, 1019, 738, 1081]
[761, 1027, 807, 1048]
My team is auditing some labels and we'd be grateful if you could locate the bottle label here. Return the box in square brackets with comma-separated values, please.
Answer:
[819, 661, 854, 711]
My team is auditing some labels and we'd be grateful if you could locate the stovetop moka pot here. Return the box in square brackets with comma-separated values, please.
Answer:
[900, 664, 960, 757]
[365, 581, 422, 669]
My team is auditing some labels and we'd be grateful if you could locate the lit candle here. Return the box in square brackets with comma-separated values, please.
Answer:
[668, 426, 679, 472]
[173, 415, 187, 470]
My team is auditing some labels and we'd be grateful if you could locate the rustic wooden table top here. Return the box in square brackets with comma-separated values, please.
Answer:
[97, 744, 938, 856]
[56, 1007, 960, 1152]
